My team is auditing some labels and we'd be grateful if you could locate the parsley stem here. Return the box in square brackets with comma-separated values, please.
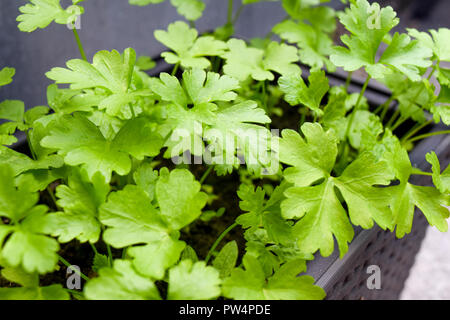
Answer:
[199, 166, 214, 185]
[344, 71, 353, 91]
[227, 0, 233, 25]
[47, 186, 61, 211]
[390, 116, 407, 131]
[411, 168, 433, 176]
[122, 247, 128, 259]
[129, 103, 136, 118]
[65, 288, 82, 295]
[387, 67, 436, 129]
[205, 222, 238, 264]
[89, 243, 98, 255]
[72, 28, 87, 61]
[262, 80, 268, 112]
[232, 5, 244, 25]
[344, 76, 370, 140]
[405, 130, 450, 144]
[401, 120, 433, 144]
[25, 131, 37, 160]
[386, 108, 400, 128]
[58, 254, 90, 281]
[106, 243, 113, 267]
[171, 63, 180, 76]
[378, 95, 395, 121]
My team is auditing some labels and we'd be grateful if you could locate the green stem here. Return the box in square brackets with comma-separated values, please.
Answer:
[427, 66, 437, 80]
[262, 80, 267, 112]
[345, 76, 371, 139]
[386, 109, 400, 128]
[199, 166, 214, 185]
[345, 71, 353, 91]
[65, 288, 82, 295]
[122, 247, 128, 259]
[401, 120, 432, 143]
[26, 131, 37, 160]
[212, 56, 222, 73]
[58, 255, 90, 282]
[378, 95, 395, 121]
[384, 68, 436, 128]
[390, 116, 407, 131]
[171, 63, 180, 76]
[72, 28, 87, 61]
[406, 130, 450, 143]
[47, 186, 60, 211]
[129, 104, 136, 118]
[411, 168, 433, 176]
[89, 243, 98, 255]
[205, 222, 238, 264]
[232, 4, 244, 24]
[106, 244, 113, 267]
[227, 0, 233, 25]
[299, 108, 306, 128]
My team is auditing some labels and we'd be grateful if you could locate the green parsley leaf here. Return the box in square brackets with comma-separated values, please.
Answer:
[100, 168, 207, 279]
[0, 263, 68, 300]
[237, 184, 292, 245]
[0, 100, 27, 146]
[129, 0, 165, 6]
[17, 0, 84, 32]
[221, 39, 300, 81]
[0, 146, 63, 177]
[46, 48, 151, 118]
[279, 123, 395, 257]
[212, 241, 238, 278]
[170, 0, 205, 21]
[0, 67, 15, 87]
[426, 151, 450, 194]
[431, 84, 450, 125]
[279, 70, 329, 116]
[44, 169, 108, 243]
[330, 0, 432, 81]
[129, 0, 205, 21]
[408, 28, 450, 63]
[41, 114, 163, 182]
[136, 56, 156, 71]
[222, 254, 324, 300]
[0, 164, 59, 274]
[273, 20, 335, 71]
[84, 260, 161, 300]
[377, 132, 449, 237]
[150, 69, 271, 175]
[92, 253, 109, 273]
[167, 260, 221, 300]
[0, 284, 69, 300]
[155, 21, 226, 69]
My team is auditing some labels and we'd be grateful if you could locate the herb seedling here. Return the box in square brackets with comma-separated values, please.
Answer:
[0, 0, 449, 300]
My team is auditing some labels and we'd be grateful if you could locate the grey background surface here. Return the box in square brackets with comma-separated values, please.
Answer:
[1, 0, 290, 108]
